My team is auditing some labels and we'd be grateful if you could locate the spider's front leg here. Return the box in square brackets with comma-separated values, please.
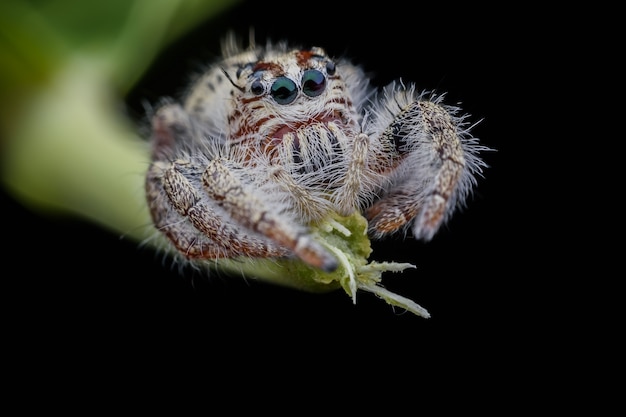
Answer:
[145, 104, 338, 271]
[145, 105, 287, 261]
[200, 157, 338, 272]
[366, 85, 487, 241]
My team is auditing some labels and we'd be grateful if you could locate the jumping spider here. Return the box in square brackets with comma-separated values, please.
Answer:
[144, 34, 490, 317]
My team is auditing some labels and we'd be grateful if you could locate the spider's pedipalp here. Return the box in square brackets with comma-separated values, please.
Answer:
[332, 132, 370, 216]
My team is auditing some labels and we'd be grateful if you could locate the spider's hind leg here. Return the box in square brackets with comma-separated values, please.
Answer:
[366, 86, 486, 241]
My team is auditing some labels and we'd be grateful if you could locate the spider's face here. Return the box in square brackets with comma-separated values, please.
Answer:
[240, 47, 336, 108]
[227, 47, 358, 168]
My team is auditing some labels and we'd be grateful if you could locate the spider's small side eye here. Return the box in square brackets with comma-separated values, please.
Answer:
[251, 80, 265, 95]
[302, 69, 326, 97]
[271, 77, 298, 104]
[237, 62, 255, 78]
[325, 61, 336, 75]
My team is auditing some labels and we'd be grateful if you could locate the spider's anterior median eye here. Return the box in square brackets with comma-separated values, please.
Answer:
[302, 69, 326, 97]
[271, 77, 298, 104]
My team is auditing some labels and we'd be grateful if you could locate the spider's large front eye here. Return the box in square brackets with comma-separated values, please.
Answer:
[302, 69, 326, 97]
[271, 77, 298, 104]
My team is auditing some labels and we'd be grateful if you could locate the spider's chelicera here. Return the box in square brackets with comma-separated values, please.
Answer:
[144, 34, 491, 317]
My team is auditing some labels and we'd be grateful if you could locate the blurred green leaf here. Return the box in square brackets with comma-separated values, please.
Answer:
[0, 0, 239, 115]
[0, 0, 240, 236]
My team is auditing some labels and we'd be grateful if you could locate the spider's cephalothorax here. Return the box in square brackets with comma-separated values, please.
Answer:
[145, 34, 489, 273]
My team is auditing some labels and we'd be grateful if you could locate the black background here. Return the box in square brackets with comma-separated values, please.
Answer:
[4, 0, 581, 407]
